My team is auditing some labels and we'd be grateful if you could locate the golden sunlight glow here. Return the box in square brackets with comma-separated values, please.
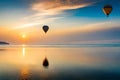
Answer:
[22, 47, 26, 57]
[21, 67, 29, 80]
[22, 34, 26, 39]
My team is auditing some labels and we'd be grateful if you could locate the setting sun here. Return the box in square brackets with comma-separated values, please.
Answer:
[22, 34, 26, 39]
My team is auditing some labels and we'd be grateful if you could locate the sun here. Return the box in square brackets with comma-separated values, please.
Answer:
[22, 34, 26, 39]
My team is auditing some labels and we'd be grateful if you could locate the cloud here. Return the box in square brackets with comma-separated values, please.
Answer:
[38, 21, 120, 44]
[14, 17, 62, 29]
[32, 0, 98, 14]
[14, 0, 99, 29]
[5, 21, 120, 44]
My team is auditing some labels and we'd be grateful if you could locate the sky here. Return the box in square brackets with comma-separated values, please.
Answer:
[0, 0, 120, 45]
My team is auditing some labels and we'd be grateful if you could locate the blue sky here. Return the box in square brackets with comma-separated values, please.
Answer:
[0, 0, 120, 44]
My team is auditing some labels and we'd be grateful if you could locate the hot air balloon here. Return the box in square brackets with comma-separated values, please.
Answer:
[43, 57, 49, 68]
[42, 25, 49, 33]
[103, 4, 112, 17]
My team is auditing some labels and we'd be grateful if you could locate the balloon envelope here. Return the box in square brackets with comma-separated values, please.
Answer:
[43, 57, 49, 68]
[103, 5, 112, 17]
[42, 25, 49, 33]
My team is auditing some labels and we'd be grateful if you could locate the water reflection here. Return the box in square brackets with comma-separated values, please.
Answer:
[0, 48, 6, 51]
[43, 57, 49, 68]
[22, 47, 25, 57]
[0, 46, 7, 51]
[22, 45, 26, 57]
[0, 46, 120, 80]
[20, 66, 31, 80]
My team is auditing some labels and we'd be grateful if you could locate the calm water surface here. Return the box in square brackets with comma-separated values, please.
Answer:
[0, 45, 120, 80]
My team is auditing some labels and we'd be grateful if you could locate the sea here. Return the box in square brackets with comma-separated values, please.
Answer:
[0, 44, 120, 80]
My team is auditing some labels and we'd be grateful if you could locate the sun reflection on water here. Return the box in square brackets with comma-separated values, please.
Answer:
[20, 66, 30, 80]
[22, 44, 26, 57]
[22, 47, 25, 57]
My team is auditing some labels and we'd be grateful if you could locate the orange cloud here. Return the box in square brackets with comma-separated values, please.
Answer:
[32, 0, 98, 14]
[13, 0, 99, 29]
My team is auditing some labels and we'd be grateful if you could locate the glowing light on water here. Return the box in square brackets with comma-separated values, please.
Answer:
[22, 44, 26, 57]
[22, 47, 25, 57]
